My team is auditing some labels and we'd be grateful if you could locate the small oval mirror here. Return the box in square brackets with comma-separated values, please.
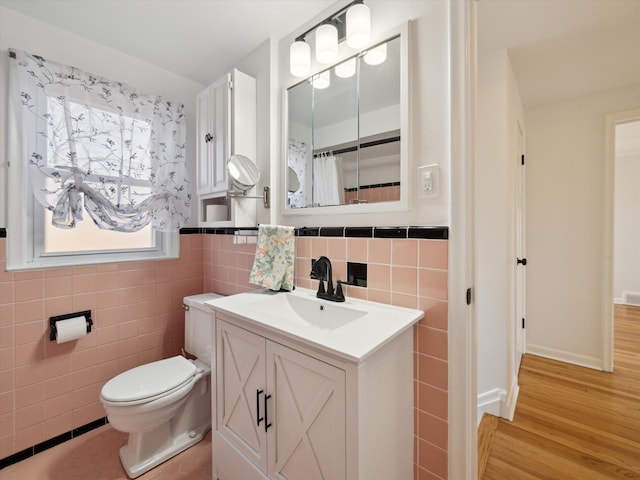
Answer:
[228, 154, 260, 191]
[287, 166, 300, 193]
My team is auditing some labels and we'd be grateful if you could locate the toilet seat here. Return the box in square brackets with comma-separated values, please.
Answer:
[101, 356, 197, 405]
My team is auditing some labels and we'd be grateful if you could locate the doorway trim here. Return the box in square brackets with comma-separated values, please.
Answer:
[515, 119, 526, 374]
[449, 0, 477, 478]
[603, 108, 640, 372]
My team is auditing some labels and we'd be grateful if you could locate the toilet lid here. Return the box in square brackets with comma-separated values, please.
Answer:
[101, 356, 197, 403]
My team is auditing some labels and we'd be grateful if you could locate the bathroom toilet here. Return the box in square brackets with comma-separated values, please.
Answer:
[100, 293, 220, 478]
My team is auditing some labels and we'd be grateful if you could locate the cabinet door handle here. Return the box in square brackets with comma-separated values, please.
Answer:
[256, 389, 264, 426]
[264, 394, 272, 432]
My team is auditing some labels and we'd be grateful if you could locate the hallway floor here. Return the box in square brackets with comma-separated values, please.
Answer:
[0, 426, 212, 480]
[482, 304, 640, 479]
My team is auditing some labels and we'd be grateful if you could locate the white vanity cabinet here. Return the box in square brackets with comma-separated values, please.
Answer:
[196, 69, 256, 227]
[215, 319, 346, 480]
[210, 303, 415, 480]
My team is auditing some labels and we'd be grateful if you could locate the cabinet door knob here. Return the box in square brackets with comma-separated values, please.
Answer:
[256, 389, 264, 426]
[204, 133, 213, 143]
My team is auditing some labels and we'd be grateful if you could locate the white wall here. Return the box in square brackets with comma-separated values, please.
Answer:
[476, 50, 523, 420]
[0, 6, 204, 229]
[235, 39, 273, 226]
[614, 145, 640, 301]
[314, 104, 401, 149]
[275, 0, 451, 227]
[526, 84, 640, 369]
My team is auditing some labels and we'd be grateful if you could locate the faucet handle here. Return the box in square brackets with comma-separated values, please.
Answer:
[334, 280, 345, 302]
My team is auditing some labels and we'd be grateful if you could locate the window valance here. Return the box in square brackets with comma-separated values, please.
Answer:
[9, 49, 190, 232]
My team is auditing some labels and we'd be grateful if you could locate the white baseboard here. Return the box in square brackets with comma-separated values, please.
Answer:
[526, 344, 603, 371]
[614, 297, 623, 305]
[502, 381, 519, 421]
[477, 388, 506, 425]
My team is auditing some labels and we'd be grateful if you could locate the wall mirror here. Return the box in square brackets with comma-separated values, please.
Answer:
[285, 26, 408, 213]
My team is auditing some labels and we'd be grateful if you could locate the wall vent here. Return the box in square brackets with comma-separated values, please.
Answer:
[622, 291, 640, 307]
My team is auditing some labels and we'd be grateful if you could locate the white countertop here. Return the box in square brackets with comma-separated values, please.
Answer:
[206, 287, 424, 363]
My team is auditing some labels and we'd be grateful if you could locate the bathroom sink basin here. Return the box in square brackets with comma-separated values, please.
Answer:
[206, 287, 424, 362]
[268, 292, 367, 329]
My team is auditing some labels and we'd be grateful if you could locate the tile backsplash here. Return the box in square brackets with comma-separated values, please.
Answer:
[201, 230, 449, 480]
[1, 229, 448, 480]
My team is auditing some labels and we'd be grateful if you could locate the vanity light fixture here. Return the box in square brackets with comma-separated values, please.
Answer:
[315, 24, 338, 65]
[289, 0, 371, 77]
[346, 3, 371, 49]
[290, 41, 311, 78]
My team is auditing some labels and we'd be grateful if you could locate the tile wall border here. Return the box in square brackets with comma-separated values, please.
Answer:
[180, 226, 449, 240]
[0, 226, 448, 239]
[0, 417, 109, 470]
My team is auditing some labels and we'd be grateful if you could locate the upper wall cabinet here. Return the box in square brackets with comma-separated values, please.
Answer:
[196, 69, 257, 226]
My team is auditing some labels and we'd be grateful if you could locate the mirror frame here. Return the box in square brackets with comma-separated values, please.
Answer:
[282, 21, 410, 217]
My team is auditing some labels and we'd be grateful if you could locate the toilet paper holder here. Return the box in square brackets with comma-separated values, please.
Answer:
[49, 310, 93, 341]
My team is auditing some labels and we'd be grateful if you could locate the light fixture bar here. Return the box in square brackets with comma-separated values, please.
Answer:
[294, 0, 364, 43]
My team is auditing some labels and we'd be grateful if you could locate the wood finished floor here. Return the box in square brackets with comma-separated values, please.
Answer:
[482, 305, 640, 479]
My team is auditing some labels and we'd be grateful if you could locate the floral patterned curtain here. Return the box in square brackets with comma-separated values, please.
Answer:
[9, 49, 190, 232]
[287, 139, 307, 208]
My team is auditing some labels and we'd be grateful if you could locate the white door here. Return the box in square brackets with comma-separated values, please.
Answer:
[515, 122, 526, 371]
[217, 320, 267, 472]
[267, 341, 346, 480]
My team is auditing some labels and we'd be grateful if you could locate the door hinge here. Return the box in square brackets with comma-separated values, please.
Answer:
[521, 154, 525, 166]
[522, 318, 525, 329]
[466, 288, 472, 305]
[229, 79, 233, 90]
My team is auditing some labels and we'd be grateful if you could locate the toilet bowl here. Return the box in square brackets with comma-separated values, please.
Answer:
[100, 293, 221, 479]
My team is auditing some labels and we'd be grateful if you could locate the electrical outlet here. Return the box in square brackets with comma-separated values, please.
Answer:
[417, 164, 439, 198]
[423, 171, 433, 192]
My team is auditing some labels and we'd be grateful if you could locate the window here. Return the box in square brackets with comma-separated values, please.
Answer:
[7, 49, 188, 270]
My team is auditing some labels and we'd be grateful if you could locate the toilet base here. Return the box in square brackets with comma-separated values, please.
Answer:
[120, 423, 210, 478]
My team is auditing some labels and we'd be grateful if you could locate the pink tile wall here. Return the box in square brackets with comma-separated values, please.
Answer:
[1, 232, 448, 480]
[203, 233, 449, 480]
[344, 185, 401, 204]
[0, 235, 204, 459]
[202, 233, 259, 296]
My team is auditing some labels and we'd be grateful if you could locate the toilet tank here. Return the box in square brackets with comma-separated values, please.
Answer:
[184, 293, 222, 365]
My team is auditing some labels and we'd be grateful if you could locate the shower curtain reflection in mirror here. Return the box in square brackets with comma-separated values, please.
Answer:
[287, 139, 308, 208]
[313, 152, 344, 206]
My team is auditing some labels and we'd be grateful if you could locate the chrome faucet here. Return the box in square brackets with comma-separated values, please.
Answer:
[310, 256, 345, 302]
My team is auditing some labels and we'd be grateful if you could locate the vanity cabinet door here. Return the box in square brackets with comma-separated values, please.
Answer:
[267, 341, 346, 480]
[215, 318, 346, 480]
[216, 320, 268, 472]
[196, 86, 214, 195]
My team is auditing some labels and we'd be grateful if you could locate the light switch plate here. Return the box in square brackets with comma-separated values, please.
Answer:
[417, 164, 439, 198]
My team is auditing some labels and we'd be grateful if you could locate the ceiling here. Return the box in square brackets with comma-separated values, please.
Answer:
[478, 0, 640, 108]
[2, 0, 639, 108]
[0, 0, 334, 85]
